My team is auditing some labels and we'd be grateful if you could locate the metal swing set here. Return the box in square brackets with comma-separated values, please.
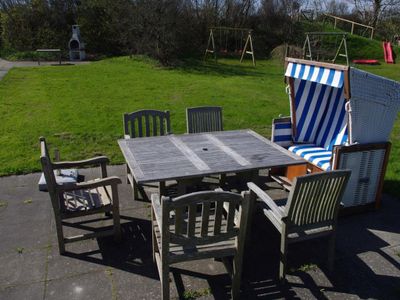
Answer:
[204, 27, 256, 66]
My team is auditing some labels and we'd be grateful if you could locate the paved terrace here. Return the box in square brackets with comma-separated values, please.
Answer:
[0, 58, 89, 80]
[0, 165, 399, 299]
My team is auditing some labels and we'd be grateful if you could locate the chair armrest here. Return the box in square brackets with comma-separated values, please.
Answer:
[57, 176, 121, 192]
[151, 194, 163, 229]
[52, 156, 110, 169]
[247, 182, 285, 219]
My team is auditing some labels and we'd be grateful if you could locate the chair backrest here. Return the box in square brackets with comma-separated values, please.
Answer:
[123, 109, 171, 138]
[160, 190, 250, 251]
[285, 170, 351, 229]
[186, 106, 223, 133]
[39, 137, 59, 208]
[291, 78, 348, 149]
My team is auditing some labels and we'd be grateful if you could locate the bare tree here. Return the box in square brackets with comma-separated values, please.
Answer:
[353, 0, 400, 27]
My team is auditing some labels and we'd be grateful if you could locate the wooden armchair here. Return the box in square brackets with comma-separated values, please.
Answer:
[186, 106, 223, 134]
[123, 109, 171, 200]
[39, 137, 121, 254]
[248, 170, 351, 282]
[151, 190, 251, 300]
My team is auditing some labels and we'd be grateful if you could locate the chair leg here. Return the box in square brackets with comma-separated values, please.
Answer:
[126, 164, 131, 185]
[151, 209, 157, 263]
[327, 233, 336, 271]
[111, 186, 122, 242]
[54, 216, 65, 254]
[132, 178, 140, 200]
[219, 173, 227, 186]
[161, 264, 170, 300]
[279, 236, 288, 283]
[113, 207, 121, 242]
[231, 255, 243, 300]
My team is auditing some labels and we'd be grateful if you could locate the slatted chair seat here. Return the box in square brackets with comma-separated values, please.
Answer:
[151, 190, 251, 300]
[248, 170, 351, 282]
[62, 184, 112, 213]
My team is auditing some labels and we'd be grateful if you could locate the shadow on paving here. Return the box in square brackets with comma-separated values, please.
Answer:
[59, 195, 400, 299]
[62, 215, 159, 280]
[1, 168, 399, 299]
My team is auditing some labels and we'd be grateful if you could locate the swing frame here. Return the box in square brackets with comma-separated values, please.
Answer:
[204, 26, 256, 66]
[303, 32, 349, 66]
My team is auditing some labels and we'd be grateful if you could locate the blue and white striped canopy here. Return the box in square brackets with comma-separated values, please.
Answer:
[285, 62, 344, 88]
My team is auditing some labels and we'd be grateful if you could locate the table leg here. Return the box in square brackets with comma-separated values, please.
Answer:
[245, 170, 259, 243]
[159, 181, 166, 197]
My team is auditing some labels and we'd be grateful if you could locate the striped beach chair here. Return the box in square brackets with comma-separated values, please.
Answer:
[271, 58, 400, 209]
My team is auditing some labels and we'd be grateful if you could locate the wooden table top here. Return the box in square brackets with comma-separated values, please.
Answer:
[118, 129, 305, 184]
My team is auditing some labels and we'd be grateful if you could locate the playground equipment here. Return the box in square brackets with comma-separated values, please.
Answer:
[271, 56, 400, 210]
[204, 27, 255, 66]
[303, 32, 349, 65]
[383, 41, 394, 64]
[324, 13, 375, 39]
[352, 59, 379, 65]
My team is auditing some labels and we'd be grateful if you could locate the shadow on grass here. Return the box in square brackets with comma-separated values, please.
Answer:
[174, 58, 266, 78]
[383, 180, 400, 199]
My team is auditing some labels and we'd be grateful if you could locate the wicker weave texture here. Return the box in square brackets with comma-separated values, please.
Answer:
[338, 149, 385, 207]
[349, 68, 400, 144]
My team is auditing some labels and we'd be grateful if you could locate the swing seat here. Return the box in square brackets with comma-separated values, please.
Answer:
[220, 49, 228, 54]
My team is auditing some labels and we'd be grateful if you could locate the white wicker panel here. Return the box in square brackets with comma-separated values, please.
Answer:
[338, 149, 385, 207]
[349, 68, 400, 144]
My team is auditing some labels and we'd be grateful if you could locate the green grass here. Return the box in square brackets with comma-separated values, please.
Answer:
[0, 57, 287, 174]
[0, 56, 399, 196]
[182, 288, 211, 299]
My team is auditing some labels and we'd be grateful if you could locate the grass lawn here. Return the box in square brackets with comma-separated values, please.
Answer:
[0, 56, 399, 196]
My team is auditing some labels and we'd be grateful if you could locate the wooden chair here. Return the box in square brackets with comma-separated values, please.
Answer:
[123, 109, 171, 200]
[40, 137, 121, 254]
[151, 190, 251, 300]
[186, 106, 226, 187]
[186, 106, 223, 133]
[248, 170, 351, 282]
[124, 109, 171, 138]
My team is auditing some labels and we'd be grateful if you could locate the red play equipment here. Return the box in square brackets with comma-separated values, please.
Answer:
[353, 59, 379, 65]
[383, 41, 394, 64]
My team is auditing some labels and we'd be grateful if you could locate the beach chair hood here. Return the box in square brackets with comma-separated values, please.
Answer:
[284, 58, 400, 146]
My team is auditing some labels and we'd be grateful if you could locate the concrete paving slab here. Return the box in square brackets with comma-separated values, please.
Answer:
[0, 282, 44, 300]
[0, 58, 90, 81]
[46, 242, 107, 281]
[0, 248, 47, 289]
[0, 219, 52, 254]
[44, 270, 113, 300]
[1, 166, 400, 299]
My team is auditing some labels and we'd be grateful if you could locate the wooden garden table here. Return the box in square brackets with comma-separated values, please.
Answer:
[118, 129, 306, 196]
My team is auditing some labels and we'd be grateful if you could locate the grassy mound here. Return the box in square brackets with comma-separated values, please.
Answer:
[298, 20, 400, 61]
